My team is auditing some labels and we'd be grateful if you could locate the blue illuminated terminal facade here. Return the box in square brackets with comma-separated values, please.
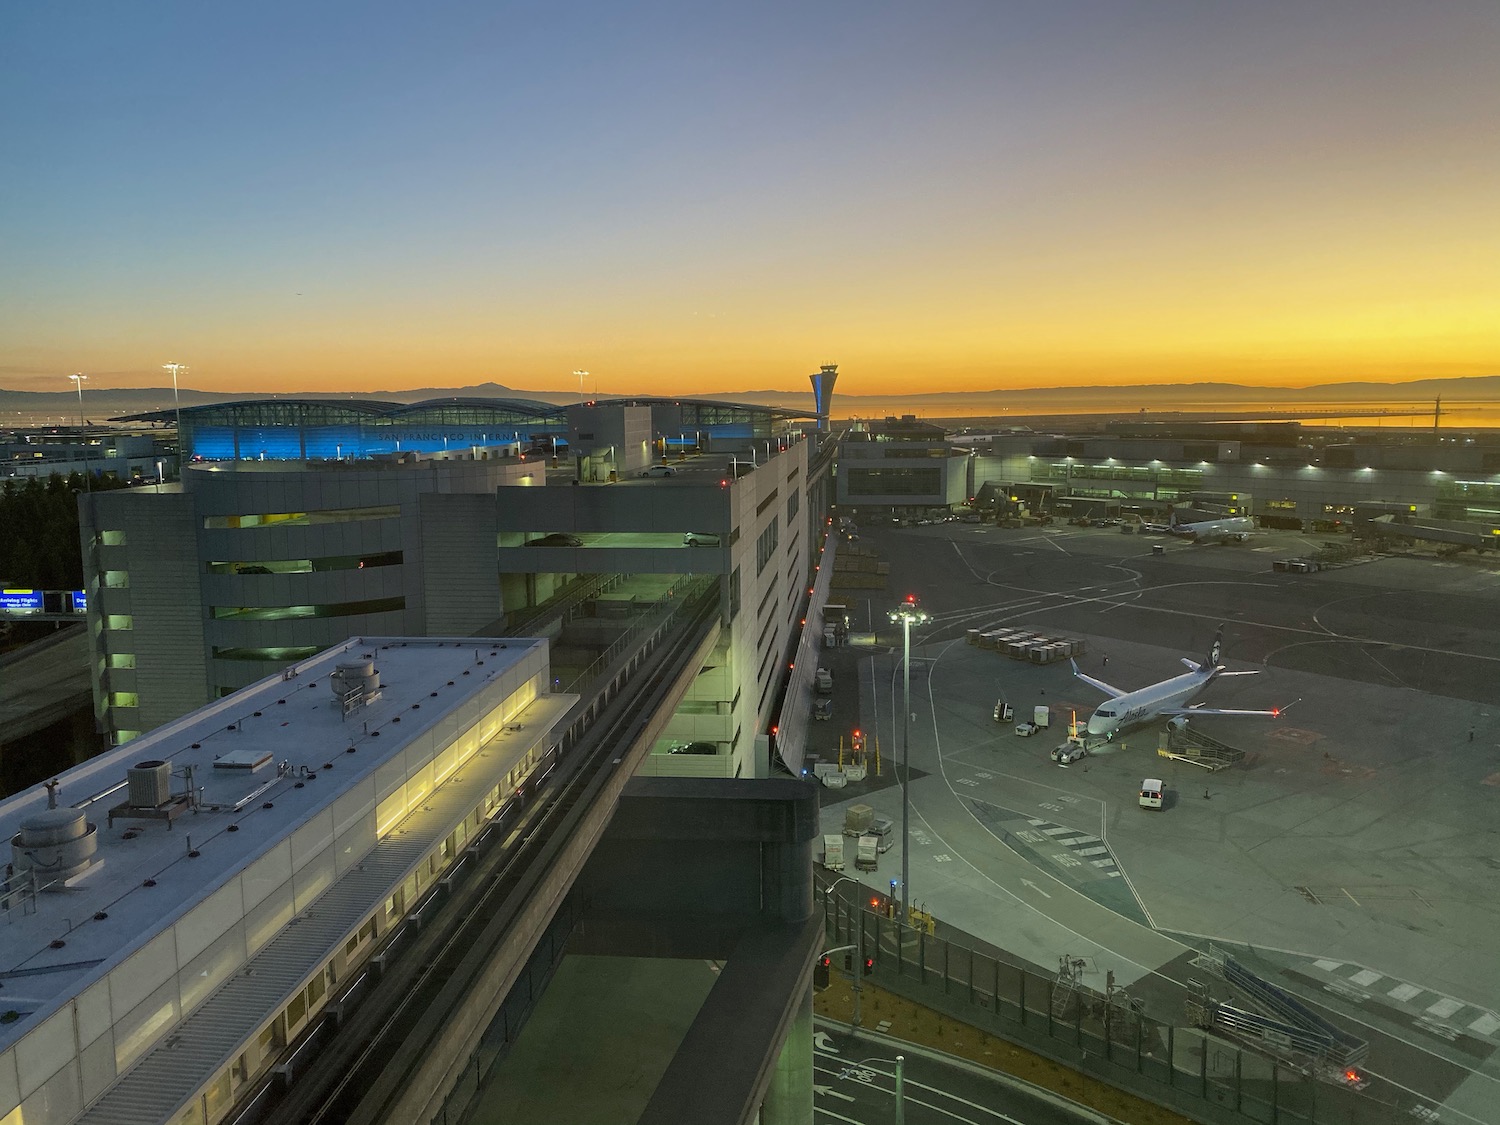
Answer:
[114, 396, 805, 462]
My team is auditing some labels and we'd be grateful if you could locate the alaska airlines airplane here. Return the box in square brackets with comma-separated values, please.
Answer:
[1071, 626, 1280, 739]
[1170, 511, 1255, 541]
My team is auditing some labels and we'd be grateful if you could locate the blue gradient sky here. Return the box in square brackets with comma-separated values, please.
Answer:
[3, 1, 1497, 395]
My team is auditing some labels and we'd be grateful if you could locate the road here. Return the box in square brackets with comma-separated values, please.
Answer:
[813, 1019, 1112, 1125]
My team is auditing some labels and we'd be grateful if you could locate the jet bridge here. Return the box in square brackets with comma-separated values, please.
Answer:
[1189, 947, 1368, 1080]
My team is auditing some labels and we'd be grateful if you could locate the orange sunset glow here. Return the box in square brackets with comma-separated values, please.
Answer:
[2, 2, 1496, 400]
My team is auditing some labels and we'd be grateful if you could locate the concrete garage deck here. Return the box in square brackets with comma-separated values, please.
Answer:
[815, 520, 1500, 1123]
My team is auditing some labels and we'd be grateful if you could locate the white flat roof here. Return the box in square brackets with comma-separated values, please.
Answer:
[0, 635, 547, 1055]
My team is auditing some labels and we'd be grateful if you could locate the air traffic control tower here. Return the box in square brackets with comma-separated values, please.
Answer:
[810, 364, 838, 431]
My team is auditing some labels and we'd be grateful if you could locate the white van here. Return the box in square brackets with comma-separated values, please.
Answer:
[1139, 778, 1164, 810]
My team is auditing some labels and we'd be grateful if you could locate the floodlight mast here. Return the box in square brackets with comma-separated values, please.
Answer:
[887, 594, 929, 922]
[163, 363, 187, 472]
[68, 373, 87, 427]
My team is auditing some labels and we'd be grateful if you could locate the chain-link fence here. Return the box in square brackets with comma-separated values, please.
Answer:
[822, 893, 1421, 1125]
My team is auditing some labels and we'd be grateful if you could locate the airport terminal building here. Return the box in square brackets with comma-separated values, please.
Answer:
[80, 399, 829, 781]
[0, 636, 571, 1125]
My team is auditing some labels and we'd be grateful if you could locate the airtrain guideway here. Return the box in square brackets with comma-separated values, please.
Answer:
[814, 518, 1500, 1124]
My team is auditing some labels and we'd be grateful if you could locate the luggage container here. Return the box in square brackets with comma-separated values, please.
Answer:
[823, 834, 845, 871]
[844, 803, 874, 837]
[855, 835, 879, 871]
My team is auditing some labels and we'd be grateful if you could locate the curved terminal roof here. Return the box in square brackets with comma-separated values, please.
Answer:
[109, 395, 813, 460]
[112, 396, 569, 425]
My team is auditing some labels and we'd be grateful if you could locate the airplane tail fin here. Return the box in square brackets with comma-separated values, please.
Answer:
[1205, 624, 1224, 670]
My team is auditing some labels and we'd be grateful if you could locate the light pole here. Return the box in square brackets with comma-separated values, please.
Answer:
[162, 363, 186, 456]
[887, 594, 929, 923]
[573, 370, 589, 398]
[68, 373, 87, 427]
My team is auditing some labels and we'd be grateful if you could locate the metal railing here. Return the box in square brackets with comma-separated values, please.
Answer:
[821, 888, 1421, 1125]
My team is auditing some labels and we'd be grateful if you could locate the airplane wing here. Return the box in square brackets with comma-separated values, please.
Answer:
[1161, 704, 1282, 717]
[1070, 658, 1126, 699]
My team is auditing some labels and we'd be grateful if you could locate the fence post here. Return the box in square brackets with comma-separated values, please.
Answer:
[968, 947, 974, 1005]
[1200, 1029, 1207, 1096]
[1270, 1061, 1278, 1124]
[918, 930, 926, 985]
[1235, 1048, 1242, 1113]
[993, 958, 1000, 1020]
[1019, 971, 1026, 1028]
[943, 939, 950, 995]
[1136, 1011, 1143, 1073]
[1167, 1025, 1174, 1088]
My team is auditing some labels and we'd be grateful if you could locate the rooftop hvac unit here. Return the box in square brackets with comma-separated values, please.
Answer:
[127, 760, 172, 808]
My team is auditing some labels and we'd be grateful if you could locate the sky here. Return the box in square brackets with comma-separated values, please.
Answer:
[2, 0, 1497, 398]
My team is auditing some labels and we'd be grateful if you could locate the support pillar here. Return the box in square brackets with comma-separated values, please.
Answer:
[760, 982, 814, 1125]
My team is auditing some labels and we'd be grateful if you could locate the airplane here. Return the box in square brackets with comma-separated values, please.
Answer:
[1170, 510, 1255, 542]
[1070, 625, 1283, 739]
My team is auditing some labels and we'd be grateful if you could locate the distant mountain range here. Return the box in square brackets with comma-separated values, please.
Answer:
[2, 374, 1497, 420]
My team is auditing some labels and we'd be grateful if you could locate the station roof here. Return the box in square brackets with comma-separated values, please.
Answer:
[0, 635, 547, 1055]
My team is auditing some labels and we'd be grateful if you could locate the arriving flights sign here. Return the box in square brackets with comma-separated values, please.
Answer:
[0, 589, 44, 613]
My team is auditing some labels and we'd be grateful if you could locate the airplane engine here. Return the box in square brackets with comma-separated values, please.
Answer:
[1167, 716, 1190, 732]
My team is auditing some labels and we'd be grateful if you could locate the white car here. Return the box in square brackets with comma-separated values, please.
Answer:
[640, 465, 676, 478]
[1014, 721, 1039, 737]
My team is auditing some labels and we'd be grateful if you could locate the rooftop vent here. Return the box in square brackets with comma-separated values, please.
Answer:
[332, 659, 382, 717]
[11, 785, 99, 889]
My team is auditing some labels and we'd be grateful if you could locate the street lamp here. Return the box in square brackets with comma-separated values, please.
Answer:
[887, 593, 929, 922]
[68, 374, 87, 427]
[573, 370, 589, 398]
[162, 363, 186, 457]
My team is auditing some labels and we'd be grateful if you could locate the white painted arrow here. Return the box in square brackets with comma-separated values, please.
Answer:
[812, 1031, 840, 1053]
[813, 1084, 856, 1103]
[1020, 878, 1052, 898]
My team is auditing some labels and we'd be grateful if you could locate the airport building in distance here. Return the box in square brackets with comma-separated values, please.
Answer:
[0, 635, 572, 1125]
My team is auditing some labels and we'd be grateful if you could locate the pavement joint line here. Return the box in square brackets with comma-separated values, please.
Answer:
[949, 541, 1500, 662]
[814, 1018, 1125, 1125]
[900, 644, 1166, 956]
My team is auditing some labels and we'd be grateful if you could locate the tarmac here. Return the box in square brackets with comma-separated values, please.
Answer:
[812, 520, 1500, 1125]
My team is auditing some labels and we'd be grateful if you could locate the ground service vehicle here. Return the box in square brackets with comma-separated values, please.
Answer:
[1140, 778, 1164, 809]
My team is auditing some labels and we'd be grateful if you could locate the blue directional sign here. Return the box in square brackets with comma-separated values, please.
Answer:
[69, 589, 88, 613]
[0, 589, 44, 613]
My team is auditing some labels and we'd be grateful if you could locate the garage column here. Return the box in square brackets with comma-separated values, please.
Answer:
[761, 982, 815, 1125]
